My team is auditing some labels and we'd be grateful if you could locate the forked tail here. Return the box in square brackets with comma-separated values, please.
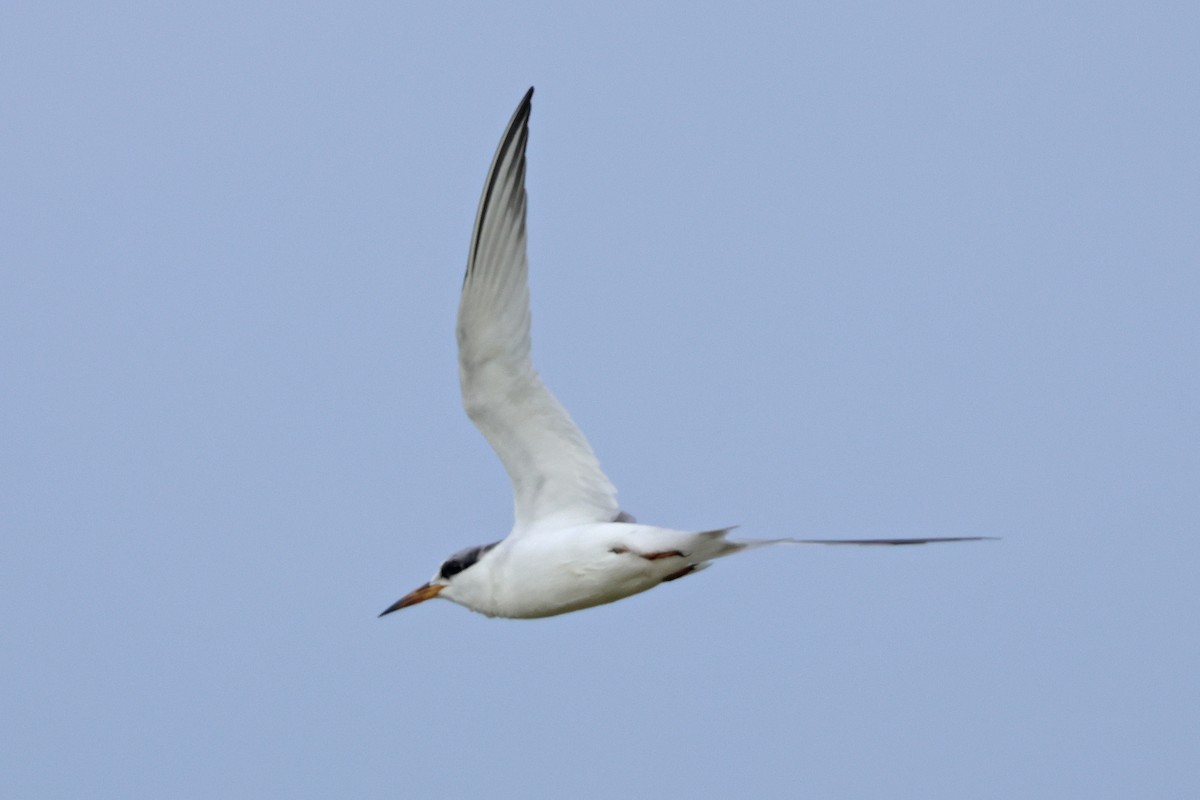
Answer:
[713, 527, 997, 554]
[771, 536, 996, 546]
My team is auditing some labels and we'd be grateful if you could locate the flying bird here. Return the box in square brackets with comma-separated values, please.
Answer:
[381, 88, 987, 620]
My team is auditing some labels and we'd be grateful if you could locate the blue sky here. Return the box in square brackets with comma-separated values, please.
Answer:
[3, 2, 1197, 798]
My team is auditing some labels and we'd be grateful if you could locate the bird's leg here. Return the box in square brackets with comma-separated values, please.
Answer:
[609, 546, 686, 560]
[640, 549, 686, 560]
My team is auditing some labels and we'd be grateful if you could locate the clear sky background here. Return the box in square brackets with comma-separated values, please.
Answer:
[3, 3, 1197, 798]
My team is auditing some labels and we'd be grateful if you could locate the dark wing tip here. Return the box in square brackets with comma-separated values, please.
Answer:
[465, 88, 536, 275]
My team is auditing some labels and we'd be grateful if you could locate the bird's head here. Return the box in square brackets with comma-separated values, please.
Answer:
[378, 541, 499, 616]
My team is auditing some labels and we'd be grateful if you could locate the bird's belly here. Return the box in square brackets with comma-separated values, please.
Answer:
[497, 578, 660, 619]
[491, 548, 665, 619]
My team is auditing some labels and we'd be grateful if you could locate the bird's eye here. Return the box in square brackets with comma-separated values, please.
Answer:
[438, 543, 494, 580]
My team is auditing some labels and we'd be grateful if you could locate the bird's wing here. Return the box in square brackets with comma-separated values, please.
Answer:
[457, 87, 621, 533]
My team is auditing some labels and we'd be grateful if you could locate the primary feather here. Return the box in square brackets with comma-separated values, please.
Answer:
[457, 88, 620, 533]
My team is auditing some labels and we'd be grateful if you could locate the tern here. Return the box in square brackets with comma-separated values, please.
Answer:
[381, 88, 987, 620]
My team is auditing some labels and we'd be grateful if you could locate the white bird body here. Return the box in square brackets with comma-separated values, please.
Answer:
[379, 88, 988, 621]
[443, 523, 738, 619]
